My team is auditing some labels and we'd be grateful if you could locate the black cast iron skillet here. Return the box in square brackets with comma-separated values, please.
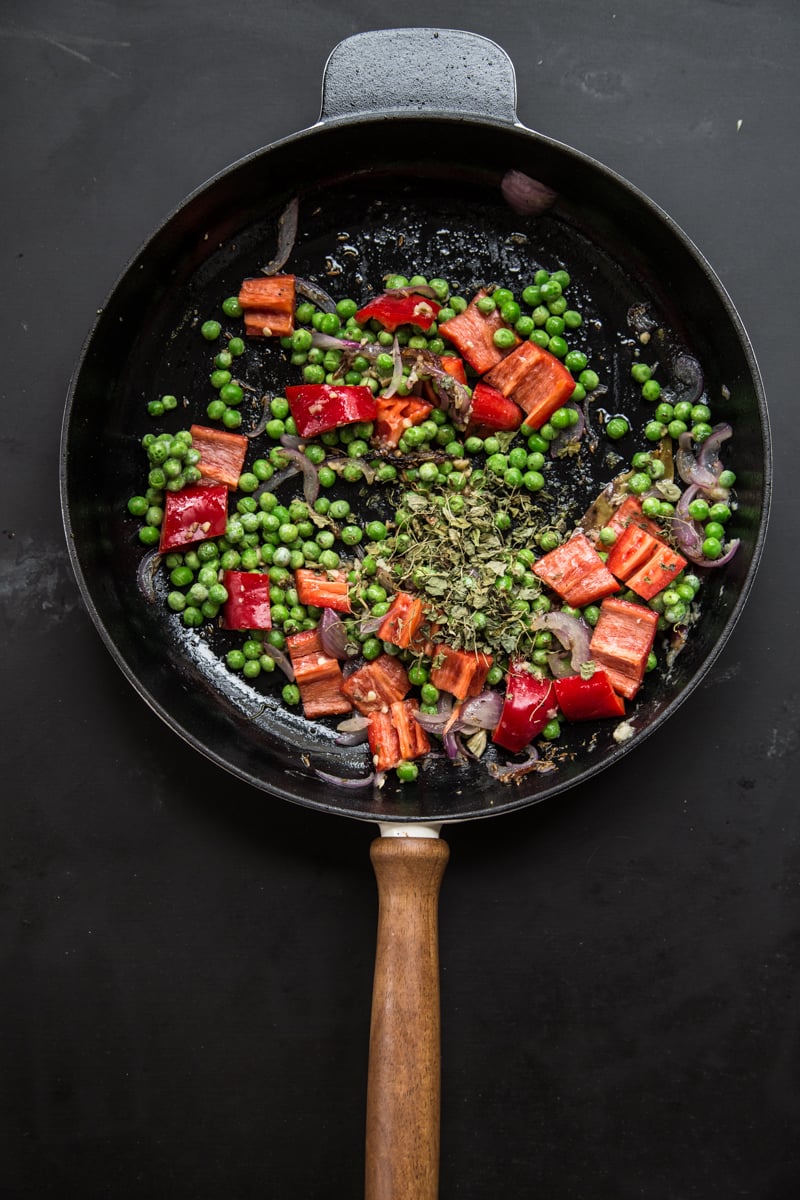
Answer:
[60, 28, 771, 1199]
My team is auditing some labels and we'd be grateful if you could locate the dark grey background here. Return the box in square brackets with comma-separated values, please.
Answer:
[1, 1, 797, 1196]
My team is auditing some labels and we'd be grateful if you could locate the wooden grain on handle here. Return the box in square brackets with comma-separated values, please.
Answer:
[365, 835, 450, 1200]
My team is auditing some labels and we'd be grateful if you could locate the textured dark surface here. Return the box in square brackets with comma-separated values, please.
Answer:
[1, 2, 798, 1197]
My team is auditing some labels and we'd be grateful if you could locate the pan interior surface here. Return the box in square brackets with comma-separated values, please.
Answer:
[62, 115, 769, 823]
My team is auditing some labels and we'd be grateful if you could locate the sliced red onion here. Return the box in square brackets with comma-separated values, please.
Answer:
[501, 169, 558, 216]
[337, 715, 370, 733]
[546, 651, 573, 679]
[260, 196, 298, 275]
[318, 607, 351, 660]
[384, 283, 439, 300]
[383, 335, 405, 399]
[676, 424, 732, 490]
[314, 769, 376, 789]
[674, 484, 740, 567]
[273, 446, 319, 506]
[442, 727, 464, 761]
[322, 455, 376, 485]
[246, 395, 273, 439]
[457, 690, 504, 730]
[334, 725, 370, 747]
[358, 612, 385, 636]
[295, 275, 337, 313]
[530, 611, 593, 672]
[136, 547, 162, 604]
[487, 744, 556, 782]
[260, 642, 294, 680]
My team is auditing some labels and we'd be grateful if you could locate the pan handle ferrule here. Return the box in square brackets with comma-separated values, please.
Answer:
[320, 28, 518, 125]
[378, 822, 442, 839]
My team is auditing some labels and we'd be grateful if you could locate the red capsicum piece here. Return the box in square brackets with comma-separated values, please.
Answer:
[284, 384, 377, 438]
[467, 381, 524, 435]
[553, 670, 626, 722]
[221, 571, 272, 631]
[492, 663, 557, 754]
[159, 483, 228, 552]
[355, 293, 440, 332]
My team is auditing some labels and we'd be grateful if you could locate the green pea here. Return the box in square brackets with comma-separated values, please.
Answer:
[606, 416, 629, 440]
[641, 379, 662, 402]
[200, 319, 221, 341]
[493, 327, 517, 350]
[228, 336, 245, 356]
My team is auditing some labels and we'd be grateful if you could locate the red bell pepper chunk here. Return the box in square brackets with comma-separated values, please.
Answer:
[429, 644, 493, 701]
[367, 700, 431, 772]
[603, 496, 662, 540]
[372, 395, 433, 448]
[341, 654, 411, 715]
[467, 381, 524, 435]
[605, 523, 664, 581]
[190, 424, 248, 489]
[238, 274, 296, 338]
[589, 597, 659, 700]
[294, 568, 352, 613]
[492, 664, 557, 754]
[285, 628, 351, 719]
[438, 290, 518, 374]
[355, 292, 440, 332]
[532, 532, 620, 608]
[483, 340, 576, 430]
[221, 571, 272, 631]
[625, 544, 687, 601]
[378, 591, 426, 650]
[159, 483, 228, 552]
[553, 670, 626, 722]
[284, 384, 377, 438]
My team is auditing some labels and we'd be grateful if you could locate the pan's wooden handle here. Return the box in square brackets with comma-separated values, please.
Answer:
[365, 834, 450, 1200]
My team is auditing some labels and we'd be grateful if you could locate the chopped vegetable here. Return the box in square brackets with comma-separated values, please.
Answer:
[221, 570, 272, 630]
[492, 664, 557, 754]
[606, 524, 687, 600]
[483, 340, 576, 430]
[286, 628, 352, 719]
[238, 274, 296, 338]
[295, 568, 352, 613]
[159, 483, 228, 552]
[285, 384, 377, 438]
[553, 671, 626, 721]
[438, 290, 519, 373]
[355, 292, 440, 332]
[373, 395, 433, 448]
[467, 381, 524, 435]
[367, 700, 431, 772]
[429, 645, 493, 701]
[588, 597, 659, 700]
[190, 424, 249, 489]
[341, 654, 411, 715]
[378, 591, 426, 650]
[532, 532, 620, 607]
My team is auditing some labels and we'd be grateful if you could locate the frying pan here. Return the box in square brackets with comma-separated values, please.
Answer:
[60, 27, 771, 1199]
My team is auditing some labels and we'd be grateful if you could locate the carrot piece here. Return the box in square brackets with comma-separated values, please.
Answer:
[483, 341, 576, 430]
[238, 274, 296, 338]
[438, 290, 519, 374]
[367, 701, 430, 771]
[625, 544, 687, 601]
[532, 533, 620, 607]
[294, 568, 352, 614]
[372, 395, 433, 448]
[429, 645, 494, 702]
[340, 654, 411, 715]
[378, 592, 426, 649]
[189, 424, 248, 488]
[589, 597, 659, 700]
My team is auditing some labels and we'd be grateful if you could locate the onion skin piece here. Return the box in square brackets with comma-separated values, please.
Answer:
[314, 768, 376, 789]
[501, 169, 558, 216]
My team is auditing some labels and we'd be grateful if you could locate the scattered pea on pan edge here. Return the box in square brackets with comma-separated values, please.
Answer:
[128, 266, 738, 789]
